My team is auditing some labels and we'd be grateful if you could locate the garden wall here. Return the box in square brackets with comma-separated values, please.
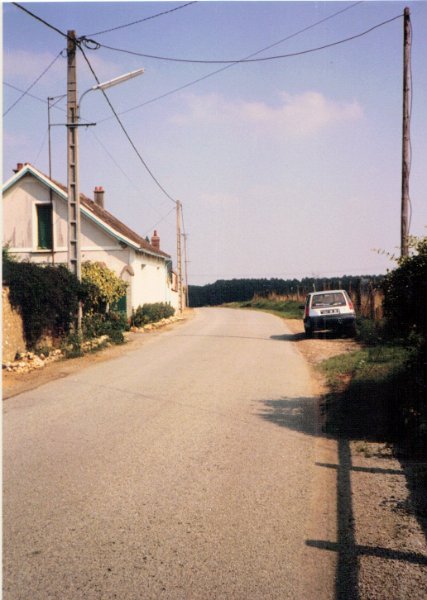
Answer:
[2, 286, 26, 362]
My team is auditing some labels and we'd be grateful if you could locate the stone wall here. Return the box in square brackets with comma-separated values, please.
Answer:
[2, 287, 26, 362]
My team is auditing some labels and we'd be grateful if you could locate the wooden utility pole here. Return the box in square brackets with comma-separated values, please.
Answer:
[67, 30, 83, 331]
[183, 232, 189, 308]
[67, 30, 81, 280]
[47, 97, 55, 265]
[401, 7, 411, 257]
[176, 200, 183, 314]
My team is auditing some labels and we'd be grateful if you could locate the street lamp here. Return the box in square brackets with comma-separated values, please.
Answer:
[66, 29, 144, 328]
[78, 68, 145, 106]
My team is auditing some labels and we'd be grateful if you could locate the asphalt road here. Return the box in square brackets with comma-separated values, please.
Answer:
[3, 307, 336, 599]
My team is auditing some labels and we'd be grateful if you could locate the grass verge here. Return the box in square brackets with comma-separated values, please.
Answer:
[319, 343, 426, 457]
[226, 298, 303, 320]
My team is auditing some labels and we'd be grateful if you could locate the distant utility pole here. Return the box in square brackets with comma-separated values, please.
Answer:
[401, 7, 411, 257]
[183, 232, 189, 308]
[176, 200, 183, 314]
[66, 30, 81, 280]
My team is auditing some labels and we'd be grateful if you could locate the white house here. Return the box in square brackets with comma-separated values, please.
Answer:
[2, 163, 180, 314]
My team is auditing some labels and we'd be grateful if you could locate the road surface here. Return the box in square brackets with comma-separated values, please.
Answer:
[3, 307, 336, 599]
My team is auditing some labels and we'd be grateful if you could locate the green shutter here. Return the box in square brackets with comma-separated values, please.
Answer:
[112, 294, 127, 314]
[37, 205, 53, 249]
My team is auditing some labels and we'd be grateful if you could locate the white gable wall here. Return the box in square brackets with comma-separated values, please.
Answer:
[3, 174, 68, 262]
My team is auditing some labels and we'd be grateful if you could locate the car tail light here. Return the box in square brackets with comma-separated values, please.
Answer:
[304, 305, 309, 318]
[348, 299, 354, 311]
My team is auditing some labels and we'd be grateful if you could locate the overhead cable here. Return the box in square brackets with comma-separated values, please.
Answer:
[3, 82, 66, 110]
[12, 3, 70, 39]
[3, 51, 63, 117]
[97, 14, 403, 64]
[78, 44, 177, 205]
[97, 1, 364, 123]
[84, 1, 198, 37]
[89, 129, 174, 219]
[143, 206, 176, 237]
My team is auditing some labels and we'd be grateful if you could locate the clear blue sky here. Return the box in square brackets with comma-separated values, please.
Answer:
[3, 1, 427, 285]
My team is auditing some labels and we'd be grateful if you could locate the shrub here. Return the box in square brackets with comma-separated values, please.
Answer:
[3, 257, 85, 348]
[382, 235, 427, 345]
[82, 310, 129, 344]
[62, 332, 84, 359]
[81, 261, 128, 314]
[130, 303, 175, 327]
[356, 317, 386, 346]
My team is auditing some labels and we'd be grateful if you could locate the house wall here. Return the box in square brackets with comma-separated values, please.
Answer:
[3, 174, 68, 265]
[129, 250, 171, 309]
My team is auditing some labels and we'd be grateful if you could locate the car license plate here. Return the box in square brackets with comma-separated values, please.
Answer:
[320, 309, 340, 315]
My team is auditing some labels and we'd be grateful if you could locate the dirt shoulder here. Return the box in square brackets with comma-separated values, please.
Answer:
[283, 317, 427, 599]
[282, 317, 360, 394]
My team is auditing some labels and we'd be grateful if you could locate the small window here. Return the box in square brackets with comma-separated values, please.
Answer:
[36, 204, 53, 249]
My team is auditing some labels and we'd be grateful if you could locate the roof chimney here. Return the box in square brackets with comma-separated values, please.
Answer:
[151, 230, 160, 251]
[94, 186, 105, 208]
[13, 163, 24, 174]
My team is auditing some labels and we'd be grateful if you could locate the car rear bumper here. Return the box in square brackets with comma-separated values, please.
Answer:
[304, 315, 355, 331]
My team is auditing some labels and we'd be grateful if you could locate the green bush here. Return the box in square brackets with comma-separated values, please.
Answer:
[382, 235, 427, 345]
[356, 317, 386, 346]
[81, 261, 128, 314]
[130, 303, 175, 327]
[3, 257, 85, 348]
[83, 310, 129, 344]
[62, 332, 84, 359]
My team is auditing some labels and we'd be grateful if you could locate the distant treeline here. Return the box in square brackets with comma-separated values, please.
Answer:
[188, 276, 385, 307]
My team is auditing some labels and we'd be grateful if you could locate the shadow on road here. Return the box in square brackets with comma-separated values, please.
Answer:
[271, 331, 355, 343]
[258, 394, 427, 600]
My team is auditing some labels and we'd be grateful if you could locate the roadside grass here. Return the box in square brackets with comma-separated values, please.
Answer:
[319, 343, 426, 457]
[226, 298, 303, 320]
[320, 344, 411, 392]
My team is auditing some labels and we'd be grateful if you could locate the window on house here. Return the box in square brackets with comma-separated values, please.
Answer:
[36, 204, 53, 249]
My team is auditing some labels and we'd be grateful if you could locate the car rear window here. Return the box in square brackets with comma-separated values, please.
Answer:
[311, 292, 346, 308]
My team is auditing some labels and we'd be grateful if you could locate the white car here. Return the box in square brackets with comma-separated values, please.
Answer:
[302, 289, 356, 337]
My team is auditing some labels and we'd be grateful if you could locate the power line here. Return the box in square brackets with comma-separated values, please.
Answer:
[96, 1, 364, 124]
[143, 206, 176, 237]
[32, 128, 49, 164]
[97, 14, 403, 64]
[3, 82, 66, 109]
[78, 44, 177, 206]
[3, 51, 64, 117]
[12, 3, 70, 39]
[89, 129, 174, 219]
[84, 1, 198, 37]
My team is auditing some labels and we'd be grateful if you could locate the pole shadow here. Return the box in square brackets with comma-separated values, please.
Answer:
[257, 393, 427, 600]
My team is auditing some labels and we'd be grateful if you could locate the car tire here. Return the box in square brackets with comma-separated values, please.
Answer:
[305, 326, 313, 338]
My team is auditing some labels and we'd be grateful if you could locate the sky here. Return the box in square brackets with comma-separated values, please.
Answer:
[3, 1, 427, 285]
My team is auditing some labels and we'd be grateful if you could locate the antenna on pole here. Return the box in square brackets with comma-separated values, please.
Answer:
[401, 7, 411, 257]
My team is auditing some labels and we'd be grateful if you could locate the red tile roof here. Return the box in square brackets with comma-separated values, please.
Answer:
[22, 164, 171, 259]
